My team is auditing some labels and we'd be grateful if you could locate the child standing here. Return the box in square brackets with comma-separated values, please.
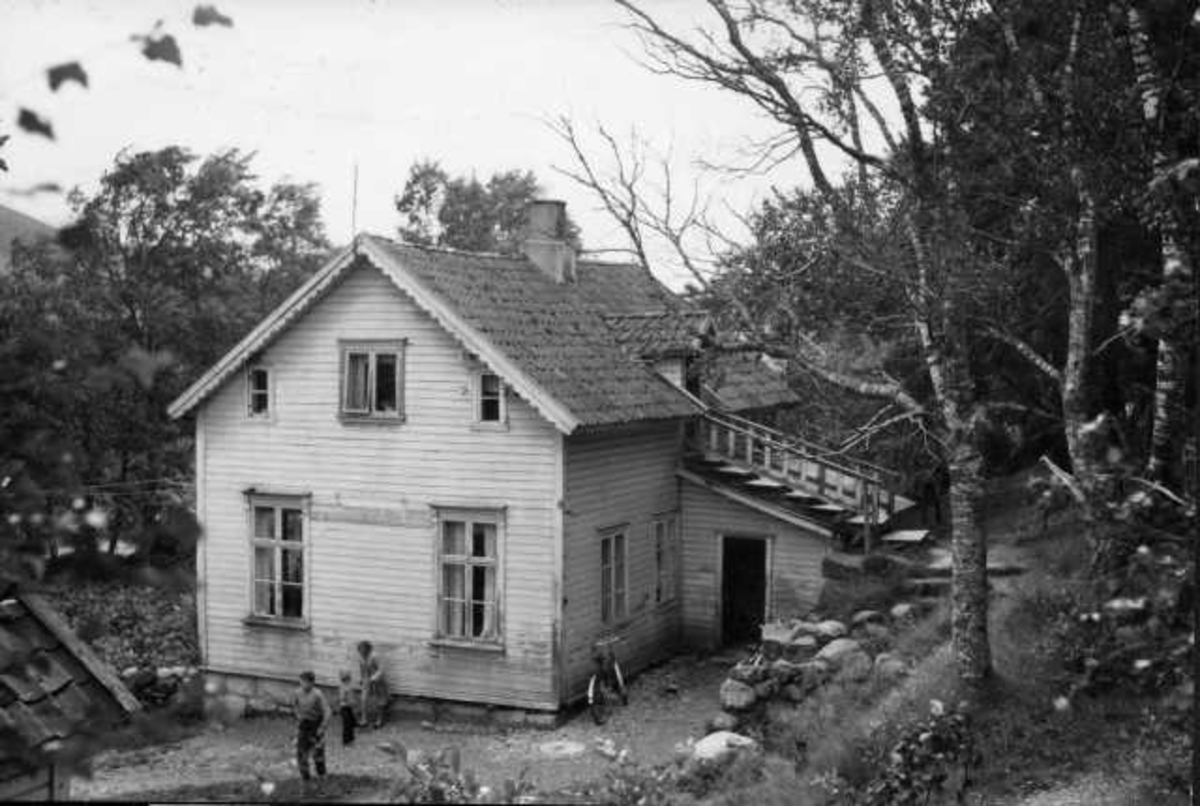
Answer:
[357, 641, 389, 729]
[337, 670, 357, 746]
[291, 670, 331, 782]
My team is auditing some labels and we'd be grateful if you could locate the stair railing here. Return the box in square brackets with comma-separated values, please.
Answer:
[698, 409, 898, 519]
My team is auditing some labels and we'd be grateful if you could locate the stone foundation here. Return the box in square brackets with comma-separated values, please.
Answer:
[201, 670, 561, 728]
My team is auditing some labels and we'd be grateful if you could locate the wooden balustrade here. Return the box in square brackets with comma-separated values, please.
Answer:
[696, 410, 898, 518]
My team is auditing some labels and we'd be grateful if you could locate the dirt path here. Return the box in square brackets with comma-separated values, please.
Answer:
[74, 654, 728, 801]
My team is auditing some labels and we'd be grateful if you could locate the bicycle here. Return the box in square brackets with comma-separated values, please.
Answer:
[586, 637, 628, 725]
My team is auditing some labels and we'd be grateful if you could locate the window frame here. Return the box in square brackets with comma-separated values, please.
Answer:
[338, 339, 406, 422]
[652, 514, 679, 605]
[473, 370, 508, 428]
[433, 507, 505, 647]
[246, 364, 273, 420]
[246, 494, 310, 627]
[600, 527, 628, 626]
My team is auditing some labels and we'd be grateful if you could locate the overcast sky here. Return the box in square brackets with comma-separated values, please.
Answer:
[1, 0, 792, 288]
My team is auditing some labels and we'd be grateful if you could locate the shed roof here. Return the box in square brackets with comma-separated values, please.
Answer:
[701, 350, 800, 412]
[0, 583, 139, 782]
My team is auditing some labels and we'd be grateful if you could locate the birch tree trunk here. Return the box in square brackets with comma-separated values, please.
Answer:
[1126, 1, 1191, 486]
[947, 430, 990, 690]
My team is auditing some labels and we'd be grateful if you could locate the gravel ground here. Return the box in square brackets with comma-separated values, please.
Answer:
[73, 653, 730, 801]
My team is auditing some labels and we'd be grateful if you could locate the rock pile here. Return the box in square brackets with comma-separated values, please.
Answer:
[710, 605, 923, 726]
[121, 664, 201, 708]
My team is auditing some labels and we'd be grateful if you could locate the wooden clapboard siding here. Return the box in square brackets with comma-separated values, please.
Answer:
[560, 422, 684, 701]
[198, 262, 561, 709]
[679, 478, 827, 649]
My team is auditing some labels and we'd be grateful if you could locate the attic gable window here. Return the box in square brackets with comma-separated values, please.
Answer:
[476, 371, 507, 425]
[247, 366, 271, 418]
[340, 340, 405, 421]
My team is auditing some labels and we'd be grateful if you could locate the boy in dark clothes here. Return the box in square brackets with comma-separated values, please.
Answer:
[291, 670, 331, 781]
[337, 670, 356, 746]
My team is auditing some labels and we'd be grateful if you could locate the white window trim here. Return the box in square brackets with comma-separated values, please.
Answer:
[432, 507, 505, 648]
[599, 527, 628, 626]
[338, 339, 407, 422]
[246, 364, 274, 421]
[472, 370, 509, 430]
[245, 493, 311, 628]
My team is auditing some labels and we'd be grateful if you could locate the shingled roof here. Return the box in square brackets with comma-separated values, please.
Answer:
[0, 582, 139, 785]
[364, 236, 698, 428]
[169, 235, 701, 430]
[604, 310, 713, 359]
[701, 350, 800, 411]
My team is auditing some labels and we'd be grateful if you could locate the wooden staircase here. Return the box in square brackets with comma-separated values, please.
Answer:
[690, 409, 920, 550]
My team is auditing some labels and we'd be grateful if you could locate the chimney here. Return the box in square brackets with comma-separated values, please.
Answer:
[522, 199, 576, 283]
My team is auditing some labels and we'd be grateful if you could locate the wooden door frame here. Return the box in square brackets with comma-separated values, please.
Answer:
[716, 532, 773, 646]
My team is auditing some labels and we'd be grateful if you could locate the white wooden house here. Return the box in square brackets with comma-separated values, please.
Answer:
[169, 201, 909, 716]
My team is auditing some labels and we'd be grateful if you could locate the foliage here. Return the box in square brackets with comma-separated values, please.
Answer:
[380, 742, 538, 804]
[48, 578, 199, 673]
[0, 146, 329, 582]
[394, 160, 580, 255]
[861, 703, 977, 805]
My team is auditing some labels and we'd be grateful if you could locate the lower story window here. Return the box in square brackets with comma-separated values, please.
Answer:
[437, 509, 502, 642]
[601, 530, 627, 624]
[249, 496, 307, 621]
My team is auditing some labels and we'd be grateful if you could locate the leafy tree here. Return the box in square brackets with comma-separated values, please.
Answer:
[1, 146, 329, 569]
[395, 160, 580, 255]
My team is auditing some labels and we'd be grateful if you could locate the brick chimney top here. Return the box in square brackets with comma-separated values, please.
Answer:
[522, 200, 575, 283]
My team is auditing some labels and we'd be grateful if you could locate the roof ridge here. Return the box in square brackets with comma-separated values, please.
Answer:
[361, 232, 523, 262]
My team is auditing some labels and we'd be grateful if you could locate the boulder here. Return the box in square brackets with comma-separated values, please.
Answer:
[769, 658, 801, 683]
[890, 602, 916, 621]
[791, 620, 823, 637]
[874, 653, 908, 682]
[815, 637, 864, 665]
[815, 620, 849, 640]
[837, 649, 873, 682]
[728, 661, 769, 685]
[861, 623, 892, 643]
[691, 731, 758, 763]
[797, 660, 831, 691]
[708, 710, 739, 733]
[851, 609, 885, 627]
[782, 684, 805, 703]
[785, 635, 819, 661]
[719, 678, 758, 711]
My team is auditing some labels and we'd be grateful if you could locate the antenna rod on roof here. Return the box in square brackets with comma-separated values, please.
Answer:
[351, 161, 359, 235]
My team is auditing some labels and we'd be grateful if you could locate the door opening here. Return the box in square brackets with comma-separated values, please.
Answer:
[721, 536, 767, 647]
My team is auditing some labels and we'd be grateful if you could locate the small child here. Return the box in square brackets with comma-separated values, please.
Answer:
[337, 670, 356, 746]
[291, 671, 330, 781]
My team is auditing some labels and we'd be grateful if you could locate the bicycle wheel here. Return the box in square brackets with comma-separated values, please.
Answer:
[589, 677, 613, 725]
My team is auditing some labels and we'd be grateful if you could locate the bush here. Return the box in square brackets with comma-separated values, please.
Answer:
[47, 579, 199, 672]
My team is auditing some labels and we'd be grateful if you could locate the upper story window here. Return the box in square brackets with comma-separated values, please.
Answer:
[476, 371, 507, 424]
[249, 495, 308, 623]
[247, 366, 271, 418]
[340, 340, 405, 421]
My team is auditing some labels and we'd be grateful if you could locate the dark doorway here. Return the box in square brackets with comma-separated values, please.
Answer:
[721, 536, 767, 646]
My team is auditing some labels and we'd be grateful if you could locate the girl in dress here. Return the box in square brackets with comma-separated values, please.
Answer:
[357, 640, 388, 729]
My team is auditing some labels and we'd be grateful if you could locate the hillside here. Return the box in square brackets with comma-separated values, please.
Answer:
[0, 203, 56, 273]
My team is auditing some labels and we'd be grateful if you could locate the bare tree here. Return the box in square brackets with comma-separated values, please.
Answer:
[592, 0, 998, 690]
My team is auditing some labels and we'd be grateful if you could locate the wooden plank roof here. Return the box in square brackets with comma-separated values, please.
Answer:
[0, 583, 139, 782]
